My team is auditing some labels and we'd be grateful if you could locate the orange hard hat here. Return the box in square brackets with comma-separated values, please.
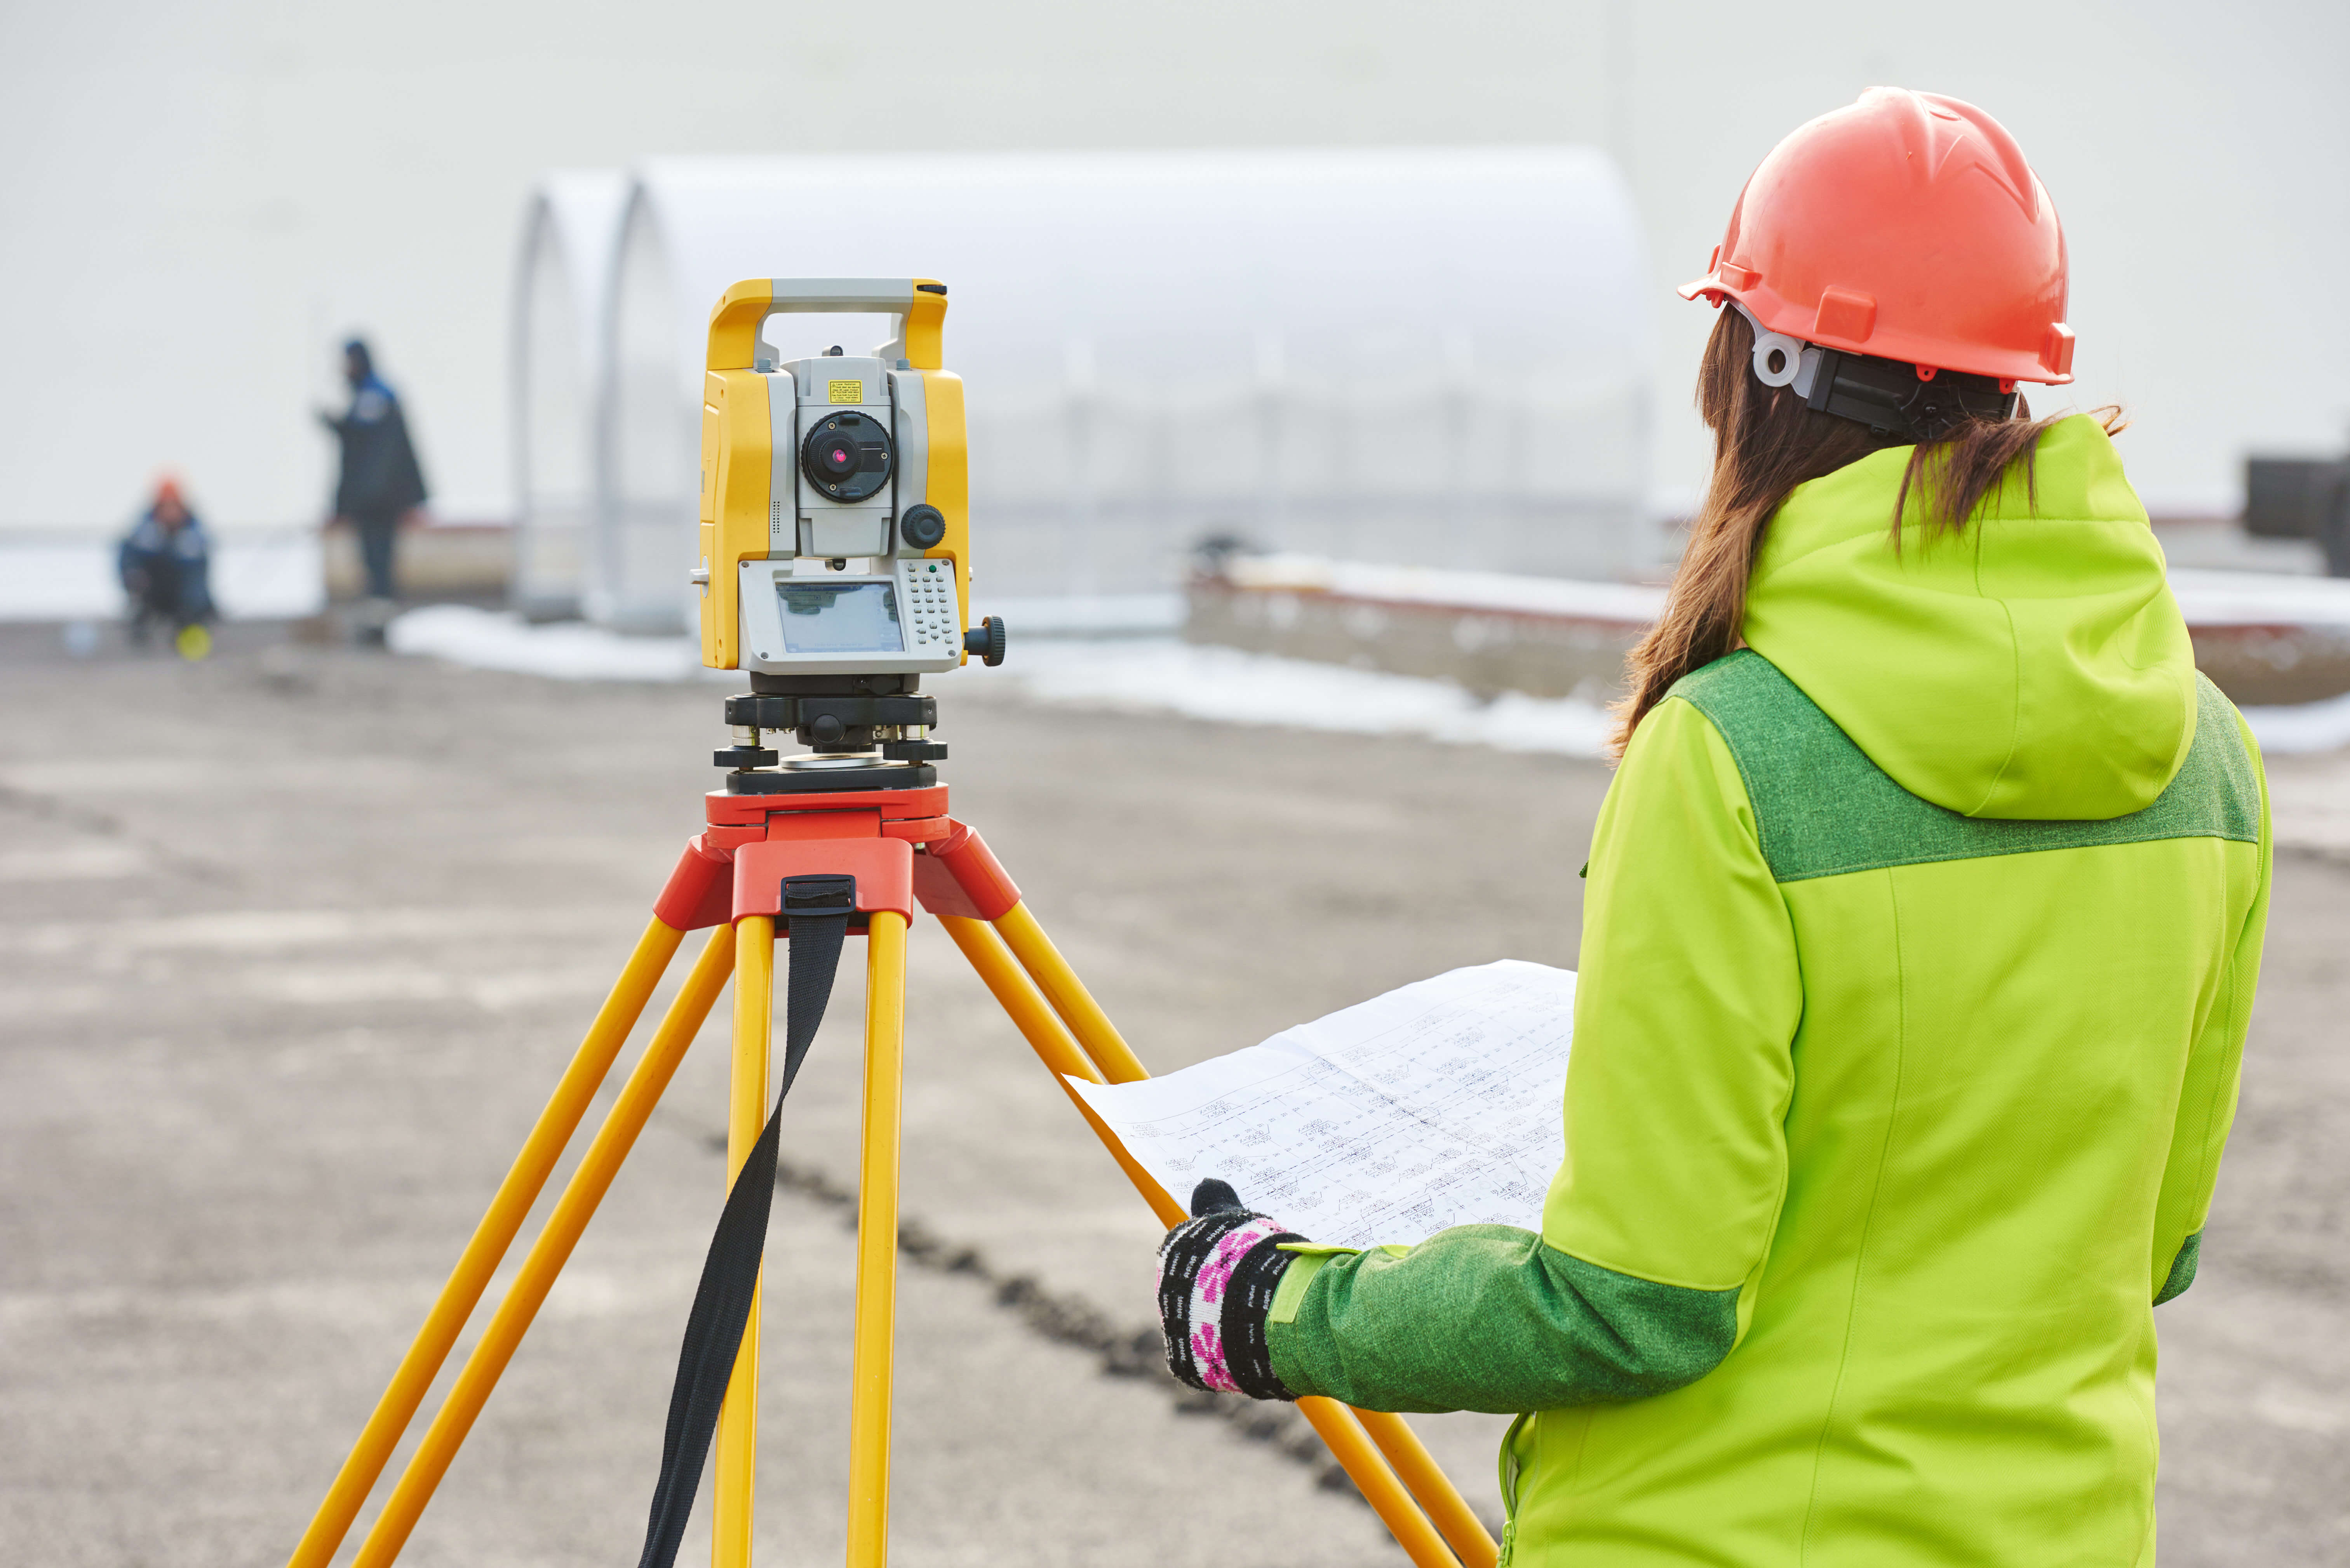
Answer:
[1680, 87, 2074, 386]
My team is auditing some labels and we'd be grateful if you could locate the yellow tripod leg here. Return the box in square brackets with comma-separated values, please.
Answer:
[846, 911, 909, 1568]
[348, 923, 737, 1568]
[935, 915, 1175, 1217]
[287, 915, 687, 1568]
[1354, 1410, 1499, 1568]
[940, 911, 1478, 1568]
[990, 903, 1149, 1083]
[1293, 1401, 1464, 1568]
[712, 916, 774, 1568]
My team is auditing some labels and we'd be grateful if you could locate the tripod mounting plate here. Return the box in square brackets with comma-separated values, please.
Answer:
[705, 782, 949, 827]
[728, 762, 937, 795]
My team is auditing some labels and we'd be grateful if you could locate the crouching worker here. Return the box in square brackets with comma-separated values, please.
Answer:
[119, 476, 216, 658]
[1158, 90, 2269, 1566]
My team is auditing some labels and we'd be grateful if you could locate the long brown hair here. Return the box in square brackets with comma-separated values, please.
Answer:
[1610, 308, 2113, 753]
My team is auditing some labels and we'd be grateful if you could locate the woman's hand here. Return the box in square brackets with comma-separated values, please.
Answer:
[1157, 1178, 1306, 1401]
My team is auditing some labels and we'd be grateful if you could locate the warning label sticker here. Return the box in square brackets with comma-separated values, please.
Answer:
[827, 379, 864, 404]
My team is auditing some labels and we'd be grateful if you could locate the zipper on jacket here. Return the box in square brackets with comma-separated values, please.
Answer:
[1495, 1410, 1534, 1566]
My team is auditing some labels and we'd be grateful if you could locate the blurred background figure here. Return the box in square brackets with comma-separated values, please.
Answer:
[318, 337, 429, 641]
[116, 475, 215, 659]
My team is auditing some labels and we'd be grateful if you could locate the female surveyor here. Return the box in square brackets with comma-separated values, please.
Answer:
[1155, 89, 2269, 1565]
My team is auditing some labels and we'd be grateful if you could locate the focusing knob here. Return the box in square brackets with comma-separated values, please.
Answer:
[900, 504, 947, 550]
[963, 616, 1007, 667]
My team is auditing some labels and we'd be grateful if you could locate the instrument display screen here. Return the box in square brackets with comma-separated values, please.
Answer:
[776, 581, 905, 654]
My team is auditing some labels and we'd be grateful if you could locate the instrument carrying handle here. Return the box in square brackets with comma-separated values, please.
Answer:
[705, 278, 949, 373]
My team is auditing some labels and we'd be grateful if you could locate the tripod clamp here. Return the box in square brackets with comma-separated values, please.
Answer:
[714, 676, 952, 791]
[713, 691, 944, 771]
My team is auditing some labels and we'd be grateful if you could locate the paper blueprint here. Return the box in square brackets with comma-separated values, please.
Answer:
[1067, 960, 1575, 1250]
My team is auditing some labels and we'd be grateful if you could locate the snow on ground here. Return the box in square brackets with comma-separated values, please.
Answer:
[2240, 690, 2350, 756]
[385, 603, 1617, 756]
[0, 530, 324, 621]
[386, 604, 712, 681]
[385, 601, 2350, 760]
[935, 636, 1617, 755]
[969, 592, 1185, 635]
[1224, 553, 1668, 625]
[1220, 559, 2350, 632]
[2168, 568, 2350, 628]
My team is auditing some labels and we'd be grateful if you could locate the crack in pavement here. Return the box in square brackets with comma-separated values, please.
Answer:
[0, 779, 235, 885]
[689, 1132, 1375, 1505]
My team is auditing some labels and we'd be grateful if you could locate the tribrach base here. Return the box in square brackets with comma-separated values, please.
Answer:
[285, 778, 1497, 1568]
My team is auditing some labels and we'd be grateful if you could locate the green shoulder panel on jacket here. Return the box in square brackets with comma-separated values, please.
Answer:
[1267, 1225, 1740, 1414]
[1668, 650, 2259, 884]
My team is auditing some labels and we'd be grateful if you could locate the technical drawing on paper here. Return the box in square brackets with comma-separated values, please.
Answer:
[1068, 960, 1574, 1250]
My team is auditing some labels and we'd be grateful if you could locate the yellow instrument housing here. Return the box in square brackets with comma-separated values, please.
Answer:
[695, 278, 967, 672]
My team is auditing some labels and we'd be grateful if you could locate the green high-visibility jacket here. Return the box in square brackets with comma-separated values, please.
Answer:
[1266, 416, 2270, 1565]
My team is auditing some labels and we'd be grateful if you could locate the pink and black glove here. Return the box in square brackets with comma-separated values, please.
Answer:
[1157, 1178, 1304, 1401]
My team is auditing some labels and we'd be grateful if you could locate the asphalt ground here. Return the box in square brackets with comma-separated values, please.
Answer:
[1, 619, 2344, 1566]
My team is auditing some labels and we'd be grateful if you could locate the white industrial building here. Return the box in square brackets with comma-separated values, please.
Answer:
[524, 149, 1649, 629]
[3, 0, 2344, 605]
[511, 172, 630, 622]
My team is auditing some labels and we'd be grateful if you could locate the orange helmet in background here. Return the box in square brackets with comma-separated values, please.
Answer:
[1681, 87, 2074, 388]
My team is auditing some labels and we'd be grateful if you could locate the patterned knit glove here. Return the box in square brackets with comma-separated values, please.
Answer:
[1158, 1178, 1304, 1400]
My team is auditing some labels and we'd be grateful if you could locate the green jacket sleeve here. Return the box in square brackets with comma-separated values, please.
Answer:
[2150, 712, 2271, 1305]
[1268, 697, 1803, 1412]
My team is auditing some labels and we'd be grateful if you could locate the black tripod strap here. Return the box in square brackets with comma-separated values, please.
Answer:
[634, 876, 856, 1568]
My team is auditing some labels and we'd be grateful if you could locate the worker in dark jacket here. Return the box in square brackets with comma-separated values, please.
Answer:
[118, 475, 216, 658]
[317, 338, 429, 622]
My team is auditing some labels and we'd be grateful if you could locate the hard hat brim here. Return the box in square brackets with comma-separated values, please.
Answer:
[1675, 271, 2075, 386]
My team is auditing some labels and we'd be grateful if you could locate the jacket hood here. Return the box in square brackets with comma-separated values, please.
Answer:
[1740, 415, 2197, 821]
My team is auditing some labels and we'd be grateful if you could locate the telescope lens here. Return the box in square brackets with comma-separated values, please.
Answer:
[801, 410, 893, 502]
